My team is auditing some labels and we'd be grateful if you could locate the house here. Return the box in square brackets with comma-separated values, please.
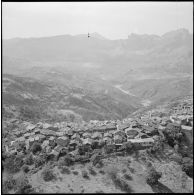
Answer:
[72, 133, 80, 139]
[30, 132, 35, 136]
[103, 137, 113, 144]
[82, 132, 91, 139]
[83, 138, 93, 145]
[54, 145, 67, 154]
[117, 123, 130, 131]
[66, 129, 74, 136]
[40, 129, 56, 136]
[26, 124, 36, 132]
[28, 137, 35, 147]
[45, 146, 52, 153]
[39, 134, 46, 142]
[42, 123, 52, 129]
[56, 136, 69, 147]
[41, 140, 50, 149]
[135, 132, 149, 139]
[34, 136, 40, 142]
[17, 137, 25, 143]
[49, 136, 56, 146]
[34, 129, 40, 134]
[47, 125, 59, 131]
[181, 125, 193, 145]
[114, 130, 126, 138]
[69, 140, 78, 150]
[128, 138, 154, 148]
[114, 134, 123, 144]
[104, 132, 112, 138]
[91, 124, 116, 133]
[166, 123, 181, 132]
[24, 133, 31, 139]
[125, 128, 139, 139]
[91, 132, 102, 140]
[56, 131, 65, 137]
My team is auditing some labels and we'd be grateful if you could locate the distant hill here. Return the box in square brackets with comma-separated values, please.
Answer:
[2, 74, 139, 122]
[3, 28, 193, 76]
[2, 28, 193, 120]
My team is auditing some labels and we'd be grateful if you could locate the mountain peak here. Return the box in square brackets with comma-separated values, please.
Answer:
[75, 32, 108, 40]
[162, 28, 190, 38]
[90, 32, 108, 40]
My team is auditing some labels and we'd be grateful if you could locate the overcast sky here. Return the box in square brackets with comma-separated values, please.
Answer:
[2, 2, 193, 40]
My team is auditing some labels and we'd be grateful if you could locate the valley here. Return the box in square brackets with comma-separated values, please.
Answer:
[2, 28, 193, 122]
[2, 28, 193, 194]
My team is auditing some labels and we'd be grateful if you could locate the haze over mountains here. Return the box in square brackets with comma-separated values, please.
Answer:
[3, 28, 193, 122]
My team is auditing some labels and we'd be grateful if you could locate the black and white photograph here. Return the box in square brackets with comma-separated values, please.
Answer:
[2, 1, 193, 194]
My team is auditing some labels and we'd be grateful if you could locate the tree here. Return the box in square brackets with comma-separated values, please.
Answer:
[181, 157, 193, 178]
[91, 141, 99, 150]
[146, 166, 162, 185]
[31, 142, 42, 155]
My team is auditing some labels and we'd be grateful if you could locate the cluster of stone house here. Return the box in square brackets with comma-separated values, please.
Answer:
[3, 98, 193, 158]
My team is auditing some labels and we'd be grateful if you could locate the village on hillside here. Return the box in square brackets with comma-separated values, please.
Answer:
[3, 97, 193, 156]
[2, 97, 193, 193]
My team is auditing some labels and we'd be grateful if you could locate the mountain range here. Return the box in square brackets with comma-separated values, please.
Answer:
[2, 28, 193, 122]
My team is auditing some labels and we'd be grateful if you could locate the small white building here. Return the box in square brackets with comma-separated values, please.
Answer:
[128, 138, 154, 147]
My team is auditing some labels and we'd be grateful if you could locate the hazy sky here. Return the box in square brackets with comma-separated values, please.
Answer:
[2, 2, 193, 39]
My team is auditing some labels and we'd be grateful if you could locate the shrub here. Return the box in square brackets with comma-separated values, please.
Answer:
[59, 155, 74, 167]
[108, 169, 133, 192]
[15, 176, 35, 194]
[181, 158, 193, 178]
[72, 171, 79, 175]
[91, 141, 99, 150]
[122, 169, 127, 173]
[60, 166, 71, 174]
[123, 173, 132, 180]
[34, 156, 45, 168]
[98, 140, 105, 148]
[42, 168, 56, 182]
[17, 142, 26, 153]
[104, 145, 115, 154]
[128, 167, 135, 174]
[31, 142, 42, 155]
[22, 165, 30, 173]
[95, 190, 104, 193]
[24, 154, 34, 165]
[3, 176, 16, 193]
[146, 167, 162, 185]
[81, 170, 89, 179]
[4, 155, 24, 173]
[121, 142, 133, 154]
[96, 160, 104, 168]
[88, 166, 97, 176]
[99, 170, 105, 175]
[91, 153, 101, 166]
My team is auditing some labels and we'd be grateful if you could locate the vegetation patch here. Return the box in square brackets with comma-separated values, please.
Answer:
[34, 156, 45, 168]
[99, 169, 105, 175]
[72, 170, 79, 175]
[123, 173, 132, 181]
[42, 168, 57, 182]
[4, 154, 24, 173]
[58, 155, 74, 167]
[3, 176, 16, 194]
[60, 166, 71, 175]
[146, 166, 162, 185]
[22, 165, 30, 173]
[15, 176, 35, 194]
[108, 169, 134, 192]
[24, 154, 34, 165]
[31, 142, 42, 155]
[82, 170, 90, 179]
[88, 166, 97, 176]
